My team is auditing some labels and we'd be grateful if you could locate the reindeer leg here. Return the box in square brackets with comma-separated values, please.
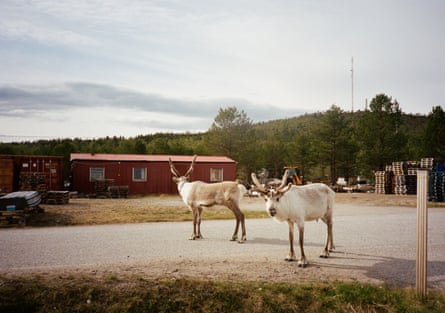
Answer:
[239, 211, 246, 243]
[320, 217, 334, 258]
[320, 218, 330, 258]
[229, 210, 240, 242]
[297, 224, 308, 267]
[285, 221, 297, 261]
[190, 209, 198, 240]
[196, 206, 203, 239]
[231, 208, 246, 243]
[328, 217, 335, 251]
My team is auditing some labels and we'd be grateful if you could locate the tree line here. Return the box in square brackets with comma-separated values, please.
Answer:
[1, 93, 444, 184]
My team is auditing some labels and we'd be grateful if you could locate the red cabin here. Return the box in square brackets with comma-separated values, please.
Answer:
[70, 153, 237, 196]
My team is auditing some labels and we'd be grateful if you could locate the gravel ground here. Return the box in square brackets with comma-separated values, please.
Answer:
[1, 193, 444, 288]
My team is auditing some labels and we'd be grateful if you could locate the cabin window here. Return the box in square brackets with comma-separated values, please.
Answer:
[133, 167, 147, 182]
[90, 167, 105, 181]
[210, 168, 223, 182]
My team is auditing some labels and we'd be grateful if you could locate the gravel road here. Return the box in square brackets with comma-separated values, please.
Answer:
[1, 205, 444, 288]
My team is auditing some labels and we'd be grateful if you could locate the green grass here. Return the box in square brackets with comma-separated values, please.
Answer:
[1, 274, 444, 313]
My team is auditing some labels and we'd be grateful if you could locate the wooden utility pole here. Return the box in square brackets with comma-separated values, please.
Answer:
[416, 170, 428, 299]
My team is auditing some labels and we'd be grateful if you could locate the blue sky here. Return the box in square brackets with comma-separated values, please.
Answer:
[1, 0, 444, 141]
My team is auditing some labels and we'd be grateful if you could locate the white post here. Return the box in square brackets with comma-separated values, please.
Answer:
[416, 170, 428, 299]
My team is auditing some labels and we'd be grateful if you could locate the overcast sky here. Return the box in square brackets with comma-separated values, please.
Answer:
[1, 0, 444, 142]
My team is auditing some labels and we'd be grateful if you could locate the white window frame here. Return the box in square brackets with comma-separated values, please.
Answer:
[132, 167, 147, 182]
[90, 167, 105, 182]
[210, 168, 223, 182]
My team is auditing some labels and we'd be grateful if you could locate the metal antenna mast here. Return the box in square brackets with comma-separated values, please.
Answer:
[351, 56, 354, 112]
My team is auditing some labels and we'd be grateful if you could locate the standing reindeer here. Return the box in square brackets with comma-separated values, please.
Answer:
[251, 170, 335, 267]
[169, 155, 247, 243]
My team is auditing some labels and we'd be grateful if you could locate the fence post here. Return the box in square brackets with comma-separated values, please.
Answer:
[416, 170, 428, 299]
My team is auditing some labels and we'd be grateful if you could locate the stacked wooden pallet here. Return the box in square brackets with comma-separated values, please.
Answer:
[93, 179, 115, 198]
[421, 157, 434, 170]
[19, 172, 47, 192]
[405, 161, 420, 195]
[429, 171, 444, 202]
[392, 162, 407, 195]
[44, 191, 70, 204]
[375, 171, 392, 194]
[109, 186, 129, 198]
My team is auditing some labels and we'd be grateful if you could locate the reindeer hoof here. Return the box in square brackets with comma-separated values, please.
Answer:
[285, 258, 295, 262]
[320, 250, 330, 258]
[238, 238, 246, 244]
[297, 261, 308, 268]
[190, 234, 202, 240]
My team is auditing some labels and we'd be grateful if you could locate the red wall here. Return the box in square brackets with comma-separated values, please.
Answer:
[70, 160, 236, 196]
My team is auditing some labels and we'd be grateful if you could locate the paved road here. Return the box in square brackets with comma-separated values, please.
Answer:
[1, 206, 444, 288]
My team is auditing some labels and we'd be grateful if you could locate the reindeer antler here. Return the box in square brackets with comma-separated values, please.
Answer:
[251, 172, 268, 194]
[184, 155, 197, 178]
[168, 157, 181, 178]
[276, 169, 290, 190]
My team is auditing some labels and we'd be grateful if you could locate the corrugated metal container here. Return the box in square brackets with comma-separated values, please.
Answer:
[0, 155, 64, 192]
[0, 156, 14, 194]
[70, 153, 237, 196]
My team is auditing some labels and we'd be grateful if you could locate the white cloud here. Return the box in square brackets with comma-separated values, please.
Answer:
[0, 0, 444, 141]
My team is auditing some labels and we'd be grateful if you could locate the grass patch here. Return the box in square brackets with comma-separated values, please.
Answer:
[1, 274, 444, 313]
[19, 196, 268, 227]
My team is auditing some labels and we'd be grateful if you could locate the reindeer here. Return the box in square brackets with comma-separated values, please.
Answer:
[251, 170, 335, 267]
[169, 155, 247, 243]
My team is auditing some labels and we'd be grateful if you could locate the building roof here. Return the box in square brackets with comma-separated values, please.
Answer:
[70, 153, 236, 163]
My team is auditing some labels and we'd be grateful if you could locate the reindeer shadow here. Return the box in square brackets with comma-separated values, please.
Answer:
[313, 250, 445, 288]
[249, 237, 325, 248]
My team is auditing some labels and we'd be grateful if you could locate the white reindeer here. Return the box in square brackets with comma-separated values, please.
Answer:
[251, 171, 335, 267]
[169, 155, 247, 243]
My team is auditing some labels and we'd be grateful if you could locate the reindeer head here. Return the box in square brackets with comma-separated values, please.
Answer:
[169, 155, 197, 184]
[251, 170, 292, 217]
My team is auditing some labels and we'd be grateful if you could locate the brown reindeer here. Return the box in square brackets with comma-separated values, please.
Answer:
[169, 155, 247, 243]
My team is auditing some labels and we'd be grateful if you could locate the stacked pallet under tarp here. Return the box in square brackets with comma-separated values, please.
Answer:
[0, 191, 42, 226]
